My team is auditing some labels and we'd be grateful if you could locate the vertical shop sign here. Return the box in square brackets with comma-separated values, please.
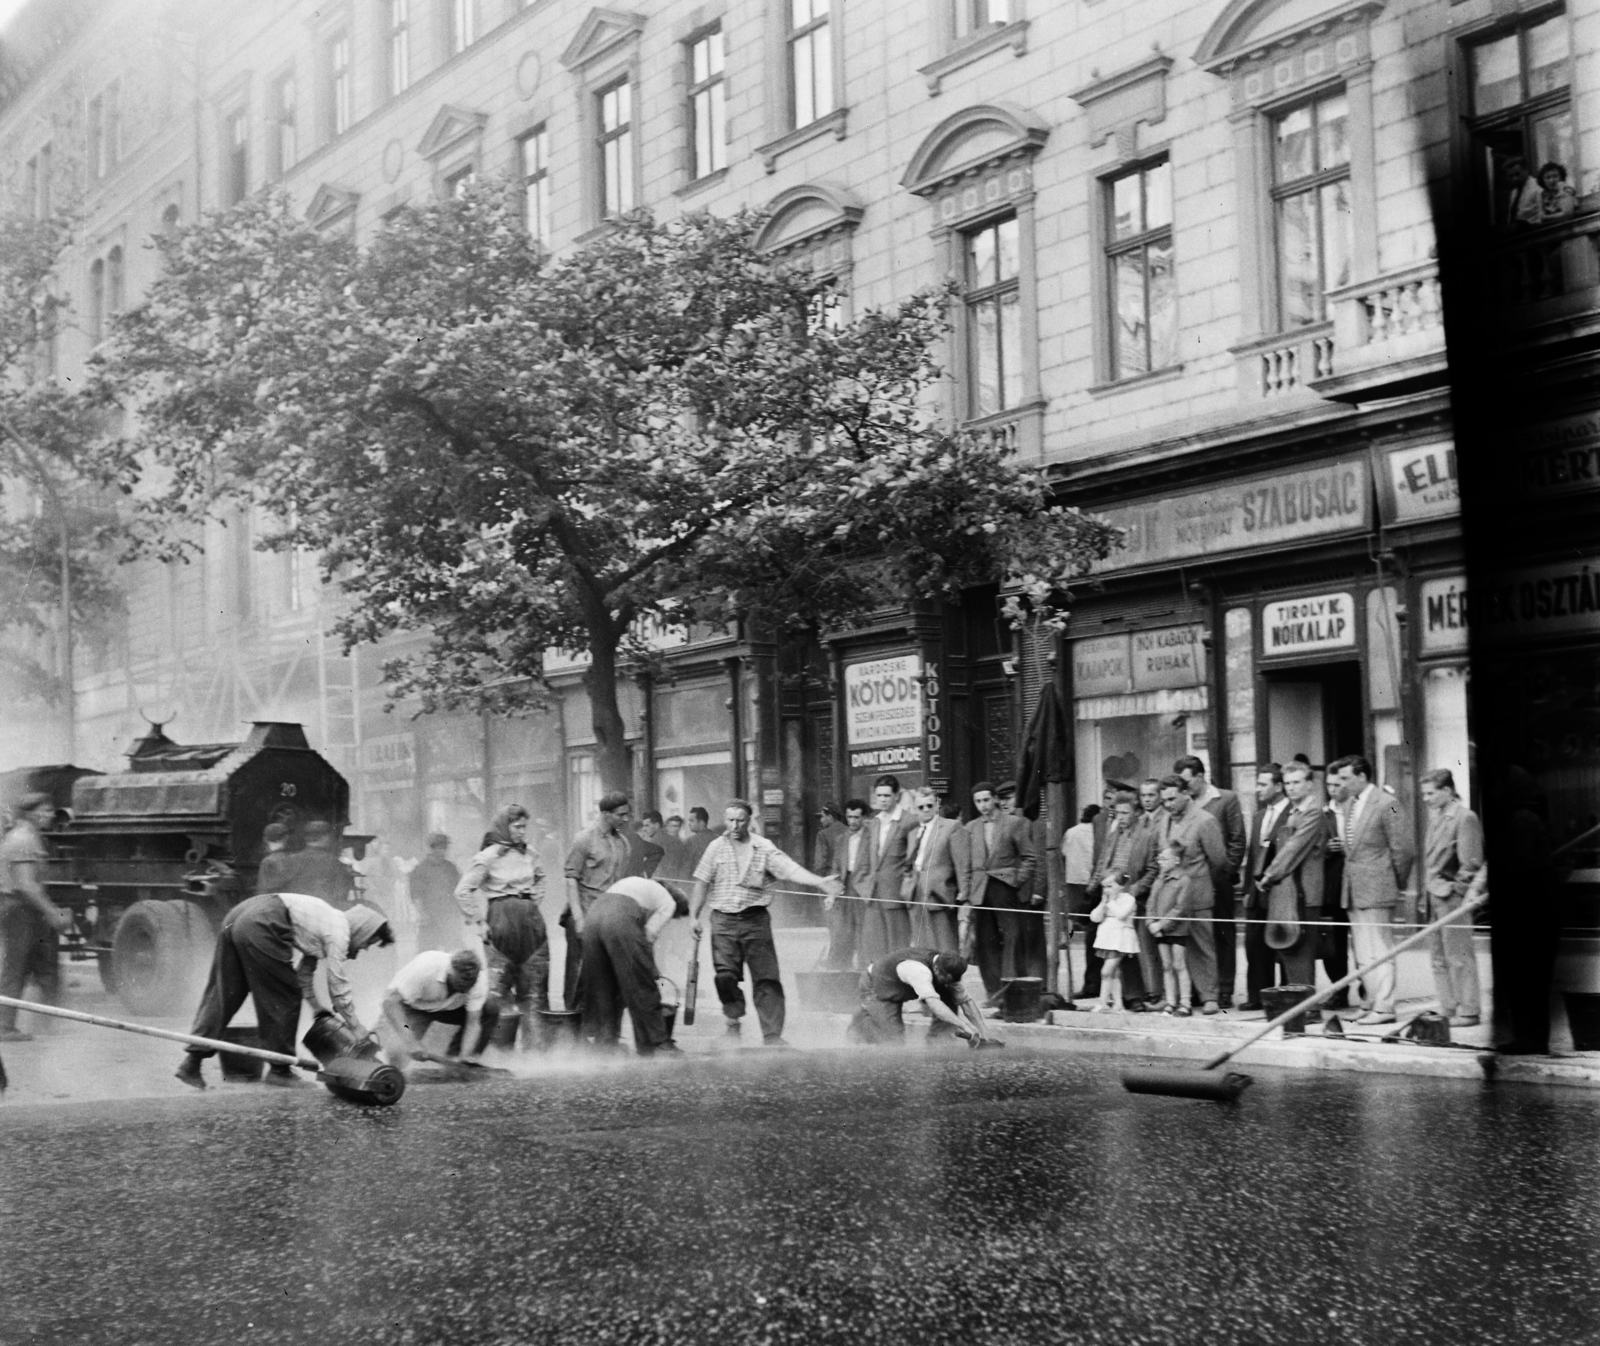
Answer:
[922, 657, 946, 789]
[1420, 577, 1469, 654]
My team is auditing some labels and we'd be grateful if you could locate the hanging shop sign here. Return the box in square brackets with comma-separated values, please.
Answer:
[921, 656, 946, 781]
[1261, 592, 1357, 656]
[844, 654, 923, 745]
[1094, 458, 1368, 571]
[1420, 576, 1469, 654]
[1478, 560, 1600, 643]
[1381, 441, 1459, 523]
[1072, 635, 1132, 697]
[1516, 410, 1600, 499]
[1131, 624, 1205, 691]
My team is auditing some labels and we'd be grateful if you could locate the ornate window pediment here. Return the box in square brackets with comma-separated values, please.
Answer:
[559, 9, 645, 72]
[1196, 0, 1384, 106]
[307, 183, 359, 230]
[754, 184, 864, 258]
[901, 102, 1049, 199]
[417, 104, 487, 160]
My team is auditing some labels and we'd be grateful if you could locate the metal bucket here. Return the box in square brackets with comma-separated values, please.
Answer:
[302, 1011, 380, 1065]
[1001, 977, 1044, 1023]
[538, 1008, 584, 1050]
[1404, 1010, 1452, 1046]
[1260, 984, 1315, 1035]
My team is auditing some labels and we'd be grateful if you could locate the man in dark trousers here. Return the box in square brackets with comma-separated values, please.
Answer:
[1255, 761, 1328, 990]
[812, 804, 848, 877]
[959, 781, 1036, 1002]
[0, 794, 68, 1042]
[861, 775, 916, 964]
[1156, 774, 1227, 1013]
[276, 820, 355, 909]
[846, 947, 997, 1046]
[177, 892, 392, 1088]
[824, 799, 874, 971]
[1176, 756, 1247, 1007]
[997, 782, 1048, 981]
[380, 947, 496, 1065]
[906, 789, 966, 954]
[1088, 790, 1159, 1009]
[580, 876, 683, 1056]
[409, 832, 463, 952]
[561, 793, 633, 1007]
[1239, 766, 1293, 1011]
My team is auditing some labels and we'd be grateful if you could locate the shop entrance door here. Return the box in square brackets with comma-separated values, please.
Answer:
[1264, 662, 1363, 770]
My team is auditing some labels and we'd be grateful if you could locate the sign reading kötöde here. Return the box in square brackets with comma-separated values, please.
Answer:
[1261, 593, 1356, 656]
[844, 654, 923, 745]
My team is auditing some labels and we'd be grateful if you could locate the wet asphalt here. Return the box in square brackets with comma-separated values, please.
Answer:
[1, 1044, 1597, 1346]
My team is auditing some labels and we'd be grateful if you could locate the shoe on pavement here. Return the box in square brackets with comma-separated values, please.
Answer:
[174, 1055, 206, 1090]
[1449, 1015, 1481, 1028]
[648, 1041, 685, 1057]
[0, 1028, 34, 1043]
[763, 1036, 795, 1049]
[1238, 1001, 1263, 1012]
[1201, 1002, 1221, 1015]
[1356, 1011, 1397, 1026]
[263, 1067, 309, 1088]
[724, 1022, 742, 1039]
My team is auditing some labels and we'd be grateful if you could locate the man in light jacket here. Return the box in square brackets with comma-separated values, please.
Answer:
[1176, 756, 1247, 1007]
[960, 781, 1036, 1000]
[825, 799, 875, 970]
[1420, 768, 1485, 1027]
[1255, 761, 1328, 989]
[1329, 755, 1417, 1025]
[905, 789, 966, 955]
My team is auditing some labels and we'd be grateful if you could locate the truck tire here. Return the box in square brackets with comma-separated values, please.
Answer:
[112, 901, 215, 1017]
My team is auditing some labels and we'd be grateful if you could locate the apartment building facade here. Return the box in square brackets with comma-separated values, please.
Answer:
[4, 0, 1596, 898]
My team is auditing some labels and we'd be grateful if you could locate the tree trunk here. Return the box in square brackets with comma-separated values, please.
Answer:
[584, 638, 633, 798]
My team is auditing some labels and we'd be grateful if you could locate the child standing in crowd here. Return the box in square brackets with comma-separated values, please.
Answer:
[1088, 871, 1139, 1012]
[1146, 841, 1193, 1017]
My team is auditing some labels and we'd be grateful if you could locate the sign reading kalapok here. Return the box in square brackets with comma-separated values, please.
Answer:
[1261, 592, 1356, 656]
[1096, 459, 1368, 571]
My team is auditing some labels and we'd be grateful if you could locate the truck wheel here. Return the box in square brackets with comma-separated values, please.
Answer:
[97, 949, 120, 996]
[112, 901, 214, 1016]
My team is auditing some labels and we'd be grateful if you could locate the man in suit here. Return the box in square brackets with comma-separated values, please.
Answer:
[997, 782, 1047, 980]
[1420, 768, 1485, 1027]
[623, 812, 667, 880]
[823, 799, 874, 970]
[1088, 790, 1159, 1008]
[812, 804, 848, 878]
[1176, 757, 1247, 1007]
[1255, 761, 1327, 989]
[1329, 754, 1416, 1025]
[960, 780, 1037, 999]
[860, 774, 916, 964]
[1156, 774, 1227, 1013]
[276, 821, 355, 910]
[1239, 766, 1294, 1010]
[905, 788, 966, 954]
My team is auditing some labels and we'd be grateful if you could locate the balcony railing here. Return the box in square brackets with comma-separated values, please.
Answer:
[1233, 324, 1334, 400]
[1311, 260, 1447, 403]
[1487, 210, 1600, 337]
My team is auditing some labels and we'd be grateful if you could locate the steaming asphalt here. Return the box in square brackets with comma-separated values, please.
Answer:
[3, 1026, 1598, 1346]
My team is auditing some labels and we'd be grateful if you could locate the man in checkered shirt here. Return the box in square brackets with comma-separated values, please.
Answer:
[690, 800, 841, 1047]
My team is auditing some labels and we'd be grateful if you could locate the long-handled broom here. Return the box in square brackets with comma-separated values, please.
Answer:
[1121, 894, 1486, 1101]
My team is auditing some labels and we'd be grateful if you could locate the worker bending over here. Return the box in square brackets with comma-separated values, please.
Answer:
[582, 877, 683, 1057]
[379, 948, 496, 1068]
[847, 947, 998, 1046]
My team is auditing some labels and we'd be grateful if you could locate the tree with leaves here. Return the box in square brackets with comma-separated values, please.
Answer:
[0, 213, 121, 734]
[100, 190, 1120, 794]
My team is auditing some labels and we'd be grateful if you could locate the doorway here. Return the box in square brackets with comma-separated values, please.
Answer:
[1264, 662, 1364, 771]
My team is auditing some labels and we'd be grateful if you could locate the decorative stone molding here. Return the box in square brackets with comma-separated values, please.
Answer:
[306, 183, 359, 231]
[918, 19, 1029, 96]
[1068, 54, 1173, 159]
[417, 104, 487, 160]
[559, 9, 646, 72]
[1196, 0, 1384, 108]
[755, 108, 848, 175]
[900, 102, 1049, 202]
[753, 183, 864, 260]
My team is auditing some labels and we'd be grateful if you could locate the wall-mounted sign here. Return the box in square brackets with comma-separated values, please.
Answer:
[1383, 441, 1459, 523]
[844, 654, 923, 745]
[1095, 458, 1368, 571]
[1072, 634, 1131, 697]
[849, 743, 923, 772]
[1517, 410, 1600, 499]
[1420, 576, 1469, 654]
[1132, 624, 1205, 691]
[360, 733, 416, 789]
[1261, 592, 1356, 656]
[1479, 560, 1600, 643]
[922, 657, 946, 780]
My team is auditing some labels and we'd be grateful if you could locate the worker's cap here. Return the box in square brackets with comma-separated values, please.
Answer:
[345, 904, 393, 949]
[932, 952, 968, 983]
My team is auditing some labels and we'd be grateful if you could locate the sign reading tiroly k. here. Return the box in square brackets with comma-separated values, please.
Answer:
[1261, 592, 1356, 656]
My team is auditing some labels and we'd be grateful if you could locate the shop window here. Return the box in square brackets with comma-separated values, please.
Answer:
[962, 215, 1022, 418]
[688, 27, 727, 180]
[1464, 9, 1574, 228]
[272, 72, 297, 178]
[788, 0, 834, 131]
[1272, 89, 1352, 329]
[599, 79, 635, 217]
[517, 125, 550, 246]
[224, 106, 249, 205]
[1105, 158, 1176, 380]
[389, 0, 412, 97]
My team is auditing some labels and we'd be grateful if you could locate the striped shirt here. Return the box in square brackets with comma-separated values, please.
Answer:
[693, 834, 815, 914]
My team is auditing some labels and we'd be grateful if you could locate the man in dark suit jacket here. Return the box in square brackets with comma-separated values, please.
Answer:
[1239, 765, 1294, 1009]
[906, 789, 966, 954]
[276, 821, 354, 909]
[860, 775, 916, 964]
[998, 782, 1048, 980]
[960, 780, 1037, 999]
[823, 800, 874, 970]
[1177, 756, 1247, 1006]
[812, 805, 848, 877]
[1256, 761, 1327, 989]
[1089, 790, 1159, 1007]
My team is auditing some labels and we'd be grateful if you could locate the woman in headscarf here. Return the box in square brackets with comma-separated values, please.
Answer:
[455, 804, 548, 1049]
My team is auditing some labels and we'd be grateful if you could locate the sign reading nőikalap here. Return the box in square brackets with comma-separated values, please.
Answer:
[1095, 459, 1368, 571]
[1261, 593, 1356, 656]
[845, 654, 923, 745]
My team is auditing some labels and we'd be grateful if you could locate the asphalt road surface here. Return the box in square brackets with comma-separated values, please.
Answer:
[1, 1043, 1596, 1346]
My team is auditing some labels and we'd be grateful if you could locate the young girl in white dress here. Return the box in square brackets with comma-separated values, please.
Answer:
[1088, 871, 1141, 1012]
